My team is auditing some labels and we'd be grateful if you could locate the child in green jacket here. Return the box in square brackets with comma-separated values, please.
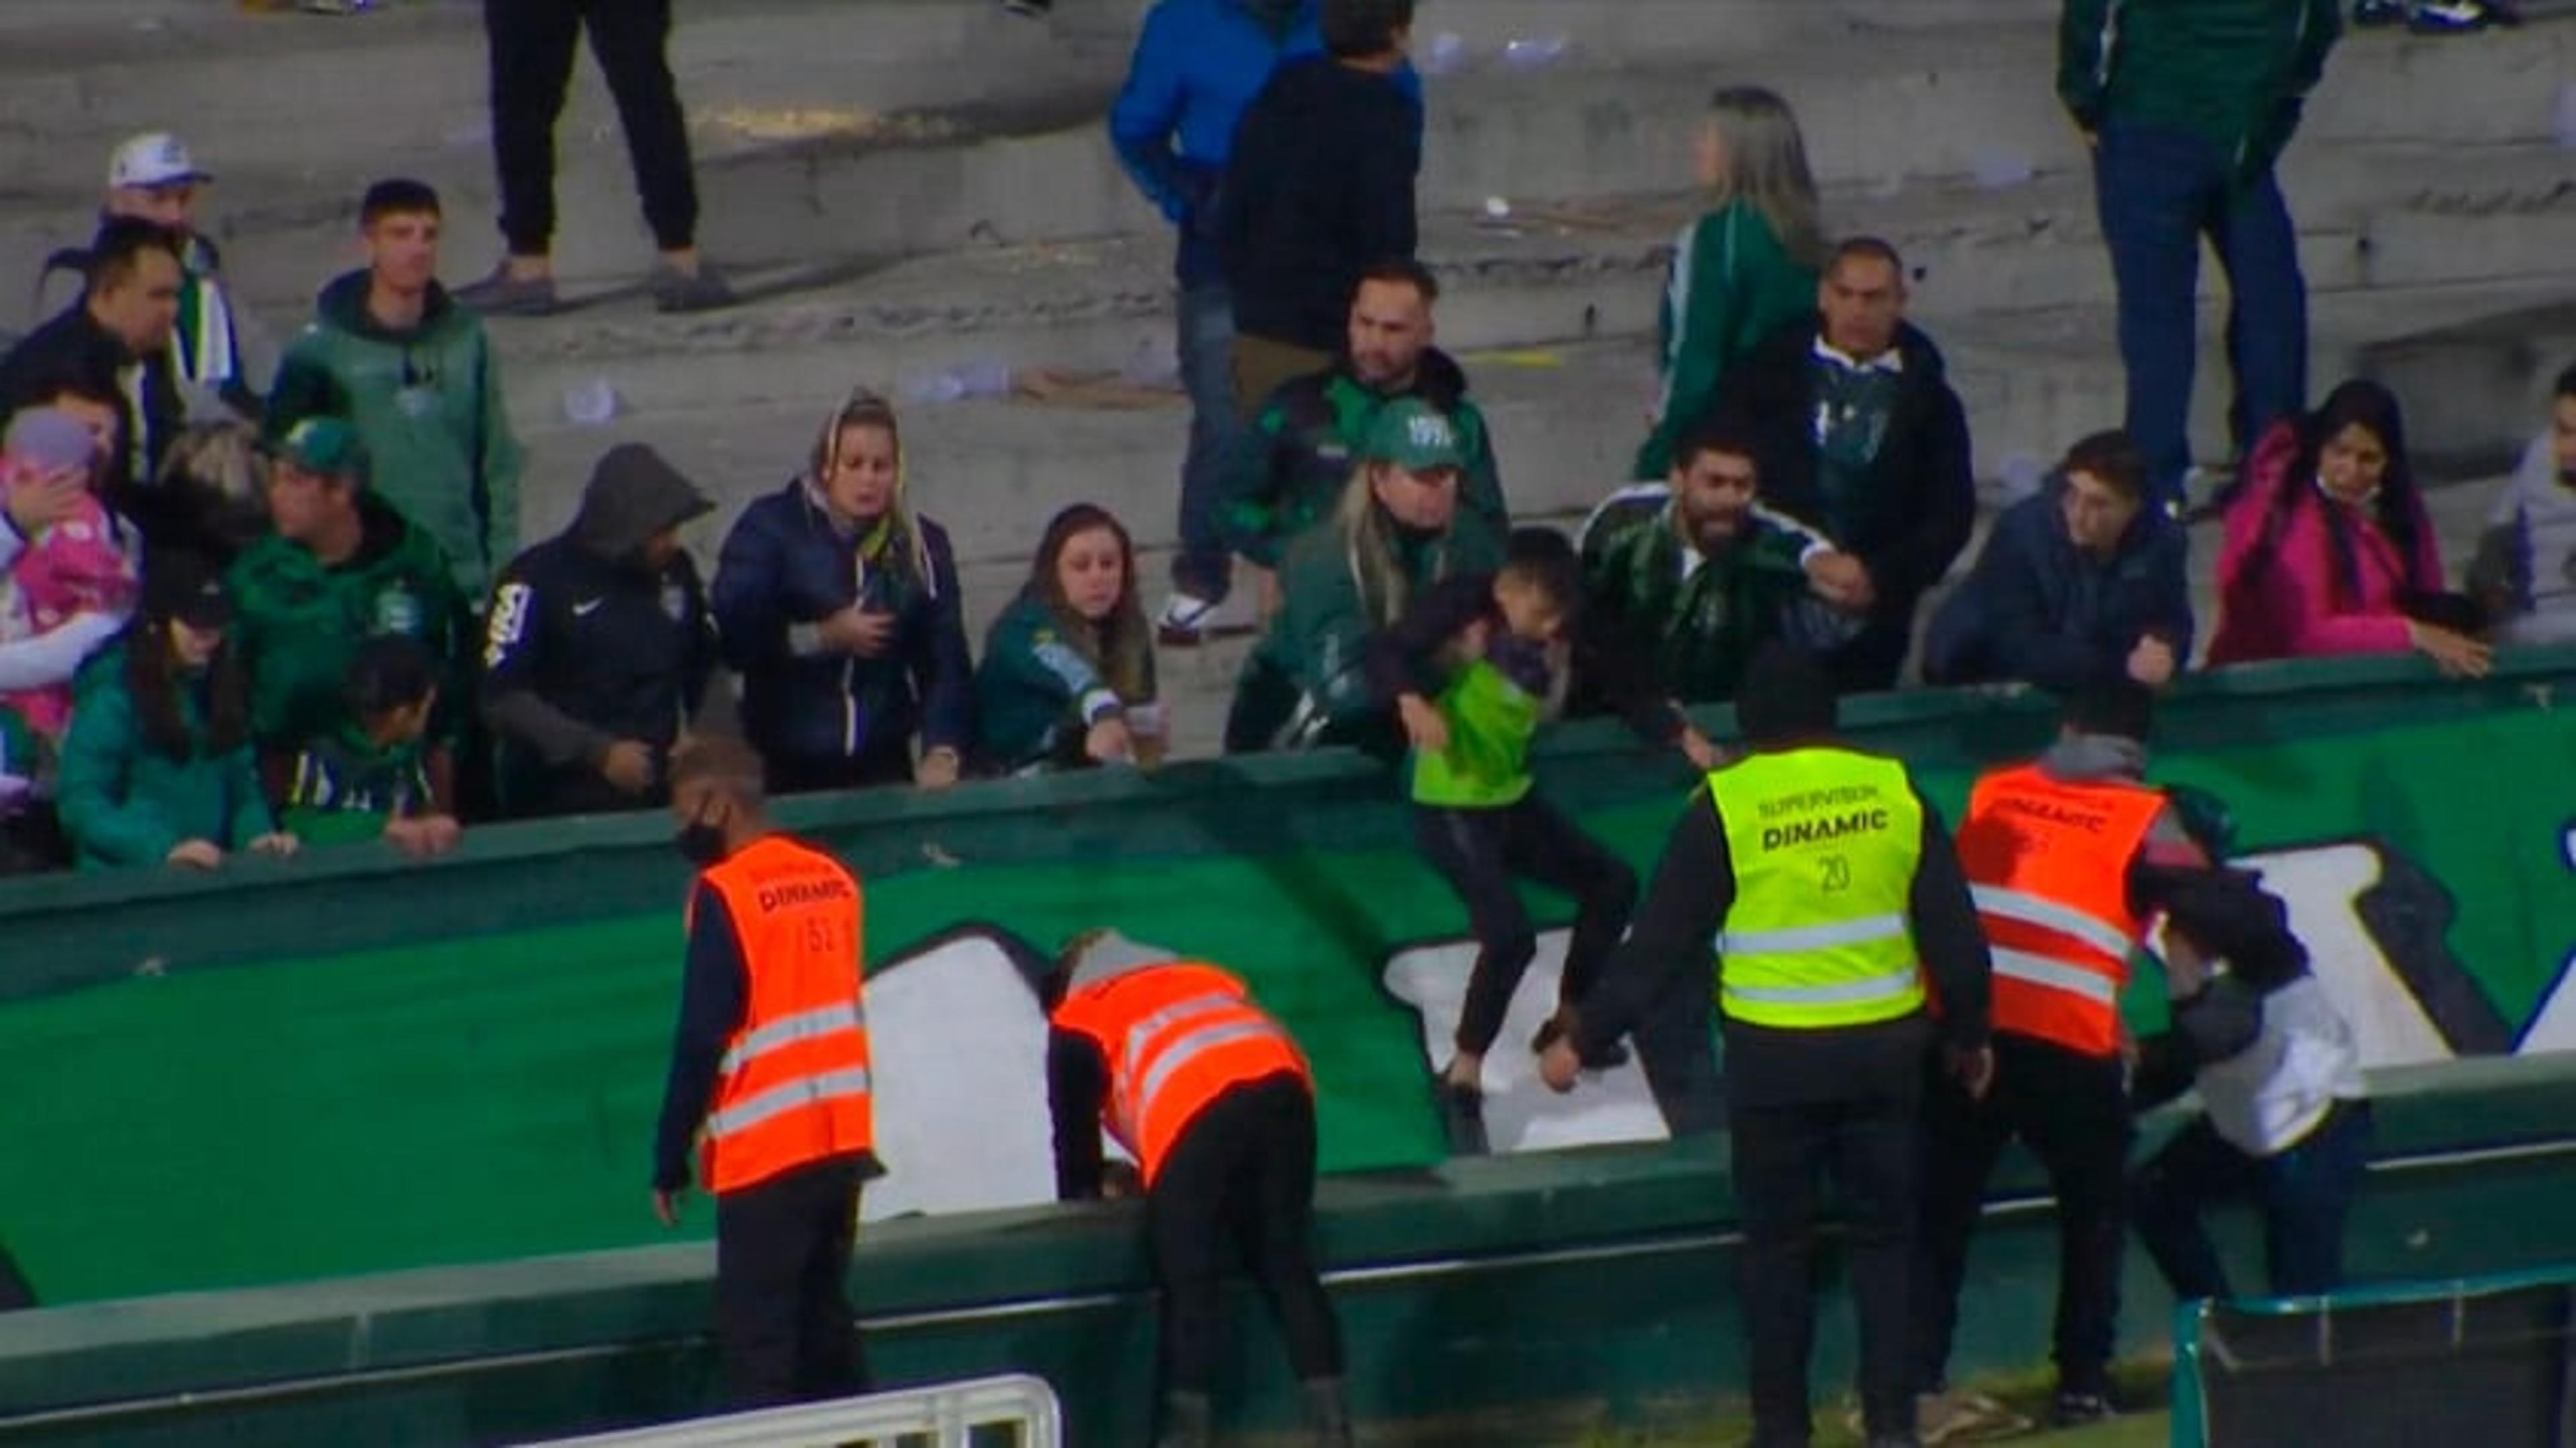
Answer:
[281, 635, 462, 859]
[57, 562, 296, 872]
[1371, 529, 1715, 1149]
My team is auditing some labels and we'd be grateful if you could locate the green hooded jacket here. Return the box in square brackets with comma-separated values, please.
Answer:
[266, 271, 524, 599]
[56, 648, 274, 870]
[2059, 0, 2341, 186]
[1634, 199, 1820, 481]
[227, 494, 472, 756]
[1576, 484, 1828, 706]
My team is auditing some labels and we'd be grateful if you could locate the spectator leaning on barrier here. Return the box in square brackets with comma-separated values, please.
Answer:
[2208, 378, 2491, 676]
[1218, 0, 1422, 416]
[56, 558, 294, 872]
[1206, 260, 1508, 641]
[0, 217, 185, 513]
[712, 391, 971, 794]
[279, 633, 462, 860]
[227, 417, 470, 809]
[266, 179, 525, 605]
[2471, 364, 2576, 647]
[2128, 865, 2372, 1300]
[1924, 429, 2195, 693]
[1578, 415, 1860, 710]
[1722, 238, 1977, 694]
[975, 504, 1164, 776]
[1226, 397, 1505, 755]
[482, 444, 726, 819]
[1633, 85, 1825, 483]
[2061, 0, 2340, 509]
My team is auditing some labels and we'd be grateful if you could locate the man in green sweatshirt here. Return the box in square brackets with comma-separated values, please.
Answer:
[266, 178, 523, 603]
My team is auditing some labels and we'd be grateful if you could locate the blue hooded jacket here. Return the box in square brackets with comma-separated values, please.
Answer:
[1923, 477, 2194, 692]
[1109, 0, 1420, 287]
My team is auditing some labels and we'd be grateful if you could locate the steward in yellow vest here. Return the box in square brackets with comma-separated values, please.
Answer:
[1540, 644, 1993, 1447]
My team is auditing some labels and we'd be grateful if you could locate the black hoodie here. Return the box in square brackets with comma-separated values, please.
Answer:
[482, 445, 727, 818]
[1218, 52, 1423, 351]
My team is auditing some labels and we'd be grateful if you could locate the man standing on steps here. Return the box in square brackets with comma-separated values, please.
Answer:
[452, 0, 734, 317]
[1220, 0, 1421, 420]
[267, 180, 524, 607]
[2060, 0, 2341, 511]
[1204, 260, 1507, 640]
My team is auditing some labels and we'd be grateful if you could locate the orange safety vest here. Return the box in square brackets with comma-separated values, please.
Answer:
[1050, 961, 1311, 1186]
[1957, 763, 2167, 1058]
[692, 835, 874, 1194]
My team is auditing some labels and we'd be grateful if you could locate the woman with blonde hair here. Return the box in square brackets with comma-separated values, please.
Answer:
[710, 389, 972, 793]
[975, 503, 1163, 775]
[1633, 85, 1827, 480]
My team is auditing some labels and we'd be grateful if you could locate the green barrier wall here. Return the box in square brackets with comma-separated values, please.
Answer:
[3, 651, 2574, 1308]
[3, 1057, 2575, 1446]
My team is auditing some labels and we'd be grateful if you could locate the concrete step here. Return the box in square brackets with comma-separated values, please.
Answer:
[503, 272, 2575, 588]
[3, 3, 2564, 331]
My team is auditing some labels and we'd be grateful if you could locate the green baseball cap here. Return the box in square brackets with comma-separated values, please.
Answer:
[1363, 398, 1469, 472]
[275, 416, 369, 484]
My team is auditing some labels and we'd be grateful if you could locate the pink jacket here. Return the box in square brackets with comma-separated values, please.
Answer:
[2207, 421, 2446, 666]
[1, 460, 139, 737]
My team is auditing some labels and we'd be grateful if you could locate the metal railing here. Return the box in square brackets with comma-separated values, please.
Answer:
[512, 1374, 1064, 1447]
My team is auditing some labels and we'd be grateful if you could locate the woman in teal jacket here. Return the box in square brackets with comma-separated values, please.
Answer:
[57, 562, 296, 871]
[974, 504, 1163, 775]
[1633, 86, 1827, 480]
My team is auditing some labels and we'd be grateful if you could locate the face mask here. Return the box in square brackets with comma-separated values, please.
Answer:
[674, 803, 729, 868]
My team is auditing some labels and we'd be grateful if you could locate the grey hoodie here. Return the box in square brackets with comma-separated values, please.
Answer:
[2471, 432, 2576, 647]
[2038, 732, 2205, 867]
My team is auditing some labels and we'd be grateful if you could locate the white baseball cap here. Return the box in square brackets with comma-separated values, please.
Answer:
[109, 133, 212, 191]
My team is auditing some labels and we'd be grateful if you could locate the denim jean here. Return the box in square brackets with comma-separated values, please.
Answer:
[1173, 282, 1238, 603]
[2092, 121, 2309, 506]
[2131, 1100, 2372, 1302]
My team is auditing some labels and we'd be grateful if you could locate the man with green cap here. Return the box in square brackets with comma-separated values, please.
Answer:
[1224, 396, 1504, 754]
[228, 416, 474, 806]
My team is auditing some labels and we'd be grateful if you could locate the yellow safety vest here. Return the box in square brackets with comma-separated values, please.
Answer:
[1708, 745, 1927, 1029]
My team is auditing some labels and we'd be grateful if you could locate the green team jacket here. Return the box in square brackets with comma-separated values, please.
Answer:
[1634, 199, 1819, 481]
[1240, 510, 1507, 745]
[280, 725, 435, 846]
[973, 592, 1158, 774]
[227, 495, 473, 756]
[56, 650, 274, 870]
[266, 271, 525, 600]
[2059, 0, 2341, 185]
[1220, 350, 1510, 570]
[1576, 483, 1830, 706]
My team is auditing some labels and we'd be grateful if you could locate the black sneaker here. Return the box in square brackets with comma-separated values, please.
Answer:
[2050, 1390, 2118, 1427]
[1002, 0, 1051, 14]
[649, 261, 737, 315]
[2410, 0, 2518, 30]
[2352, 0, 2408, 24]
[451, 263, 559, 317]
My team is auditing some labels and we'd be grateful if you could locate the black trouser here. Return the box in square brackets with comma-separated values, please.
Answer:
[1913, 1034, 2131, 1398]
[1413, 795, 1639, 1058]
[1731, 1079, 1921, 1445]
[2132, 1100, 2373, 1302]
[1148, 1074, 1344, 1396]
[767, 739, 917, 796]
[484, 0, 700, 255]
[714, 1155, 867, 1409]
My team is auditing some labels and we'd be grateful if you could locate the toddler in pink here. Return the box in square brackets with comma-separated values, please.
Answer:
[2, 408, 139, 737]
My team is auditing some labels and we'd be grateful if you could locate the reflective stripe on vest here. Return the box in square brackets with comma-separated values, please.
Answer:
[1052, 962, 1312, 1186]
[1958, 763, 2166, 1057]
[1708, 747, 1927, 1030]
[696, 835, 873, 1194]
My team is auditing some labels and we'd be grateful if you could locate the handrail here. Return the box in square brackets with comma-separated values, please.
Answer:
[509, 1374, 1063, 1447]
